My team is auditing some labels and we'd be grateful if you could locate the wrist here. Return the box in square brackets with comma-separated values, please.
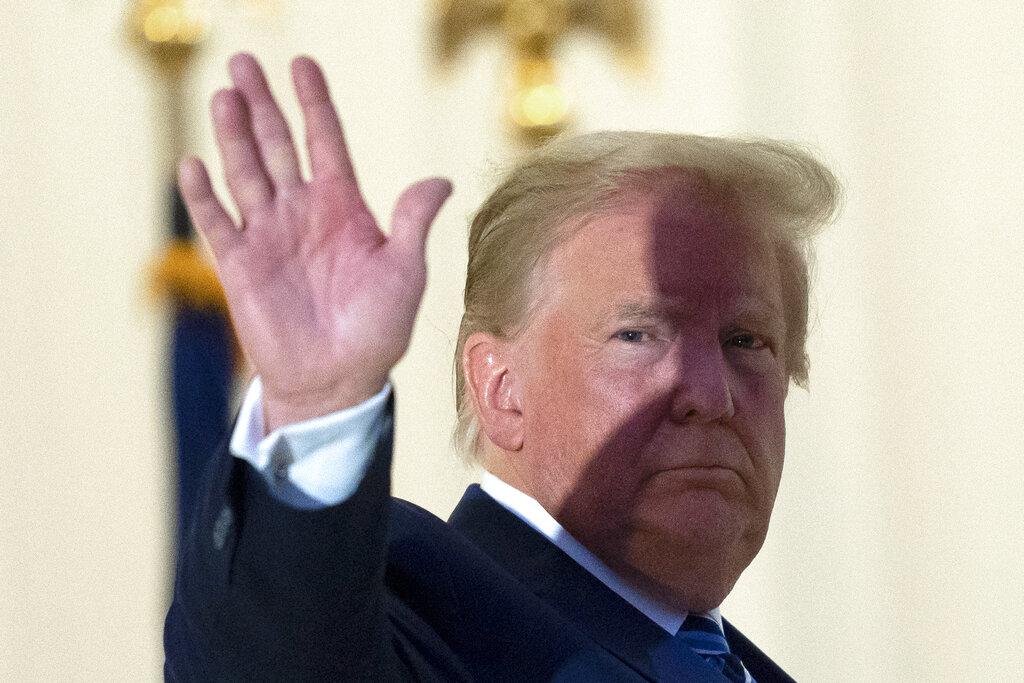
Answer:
[261, 376, 388, 435]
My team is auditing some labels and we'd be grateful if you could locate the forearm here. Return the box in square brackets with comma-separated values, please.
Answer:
[164, 397, 401, 680]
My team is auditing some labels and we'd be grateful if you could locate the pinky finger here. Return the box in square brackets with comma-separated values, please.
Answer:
[178, 157, 242, 258]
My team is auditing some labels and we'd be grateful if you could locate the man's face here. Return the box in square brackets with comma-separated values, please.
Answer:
[510, 181, 789, 611]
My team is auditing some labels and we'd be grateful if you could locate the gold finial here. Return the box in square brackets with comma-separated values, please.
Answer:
[434, 0, 646, 145]
[507, 58, 570, 140]
[126, 0, 209, 77]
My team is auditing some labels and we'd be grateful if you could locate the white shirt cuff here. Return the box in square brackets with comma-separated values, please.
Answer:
[229, 376, 392, 509]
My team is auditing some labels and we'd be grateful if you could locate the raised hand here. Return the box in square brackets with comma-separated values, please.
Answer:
[178, 53, 452, 433]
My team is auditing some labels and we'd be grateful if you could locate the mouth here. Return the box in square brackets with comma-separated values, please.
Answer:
[651, 465, 745, 493]
[660, 464, 740, 477]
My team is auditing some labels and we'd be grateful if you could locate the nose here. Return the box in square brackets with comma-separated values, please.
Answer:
[667, 345, 735, 424]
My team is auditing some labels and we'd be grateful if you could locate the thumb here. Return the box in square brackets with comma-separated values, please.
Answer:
[389, 177, 453, 254]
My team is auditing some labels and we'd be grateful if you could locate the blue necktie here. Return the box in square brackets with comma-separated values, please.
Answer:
[674, 614, 750, 682]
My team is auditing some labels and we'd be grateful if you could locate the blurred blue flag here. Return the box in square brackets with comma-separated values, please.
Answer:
[150, 184, 237, 543]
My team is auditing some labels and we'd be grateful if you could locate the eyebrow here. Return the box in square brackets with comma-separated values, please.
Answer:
[605, 296, 784, 328]
[610, 300, 667, 321]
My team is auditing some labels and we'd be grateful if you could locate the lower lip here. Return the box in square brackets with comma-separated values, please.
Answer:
[657, 467, 740, 487]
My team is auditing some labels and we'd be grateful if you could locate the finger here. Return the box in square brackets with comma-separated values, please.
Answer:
[211, 88, 274, 219]
[389, 178, 453, 255]
[291, 56, 359, 187]
[178, 157, 242, 258]
[228, 53, 303, 192]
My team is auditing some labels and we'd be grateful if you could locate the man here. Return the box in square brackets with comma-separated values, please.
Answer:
[165, 52, 838, 682]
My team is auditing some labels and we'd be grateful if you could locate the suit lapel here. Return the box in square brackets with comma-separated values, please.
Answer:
[723, 620, 795, 683]
[449, 485, 725, 682]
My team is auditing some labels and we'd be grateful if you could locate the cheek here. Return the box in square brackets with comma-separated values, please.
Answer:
[525, 341, 667, 484]
[735, 371, 788, 485]
[520, 335, 594, 476]
[572, 350, 673, 437]
[526, 323, 612, 426]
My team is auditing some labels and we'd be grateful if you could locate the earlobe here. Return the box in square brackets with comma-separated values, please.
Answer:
[463, 333, 524, 452]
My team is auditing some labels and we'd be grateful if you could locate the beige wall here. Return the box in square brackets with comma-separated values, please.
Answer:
[2, 1, 1022, 679]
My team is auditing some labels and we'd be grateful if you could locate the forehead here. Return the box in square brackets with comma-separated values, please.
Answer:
[542, 185, 783, 314]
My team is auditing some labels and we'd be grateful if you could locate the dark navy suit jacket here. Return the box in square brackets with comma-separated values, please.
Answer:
[164, 401, 795, 681]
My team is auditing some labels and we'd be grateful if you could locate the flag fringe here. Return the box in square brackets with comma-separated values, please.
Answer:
[148, 239, 227, 311]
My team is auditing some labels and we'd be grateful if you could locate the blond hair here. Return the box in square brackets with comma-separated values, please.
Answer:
[454, 131, 840, 459]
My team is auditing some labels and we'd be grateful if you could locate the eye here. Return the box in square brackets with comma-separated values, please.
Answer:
[727, 332, 769, 350]
[615, 329, 648, 343]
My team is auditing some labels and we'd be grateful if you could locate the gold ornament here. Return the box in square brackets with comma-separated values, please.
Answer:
[125, 0, 209, 78]
[434, 0, 646, 144]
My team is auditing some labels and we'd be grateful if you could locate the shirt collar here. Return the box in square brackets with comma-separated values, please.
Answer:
[479, 471, 723, 635]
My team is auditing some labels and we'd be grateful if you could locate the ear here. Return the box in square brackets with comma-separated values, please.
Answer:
[462, 332, 524, 452]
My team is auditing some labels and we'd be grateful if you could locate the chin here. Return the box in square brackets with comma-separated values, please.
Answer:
[618, 542, 745, 613]
[614, 508, 768, 612]
[639, 487, 750, 549]
[663, 580, 737, 615]
[657, 552, 749, 613]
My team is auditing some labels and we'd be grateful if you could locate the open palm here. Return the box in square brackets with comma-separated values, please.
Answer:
[179, 54, 451, 431]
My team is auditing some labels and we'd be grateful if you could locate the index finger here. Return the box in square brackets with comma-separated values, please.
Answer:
[291, 56, 358, 185]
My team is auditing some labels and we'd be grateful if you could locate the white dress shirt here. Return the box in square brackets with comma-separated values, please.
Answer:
[230, 376, 391, 510]
[230, 378, 724, 635]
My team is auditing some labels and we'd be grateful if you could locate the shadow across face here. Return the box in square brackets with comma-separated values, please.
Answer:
[513, 174, 790, 612]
